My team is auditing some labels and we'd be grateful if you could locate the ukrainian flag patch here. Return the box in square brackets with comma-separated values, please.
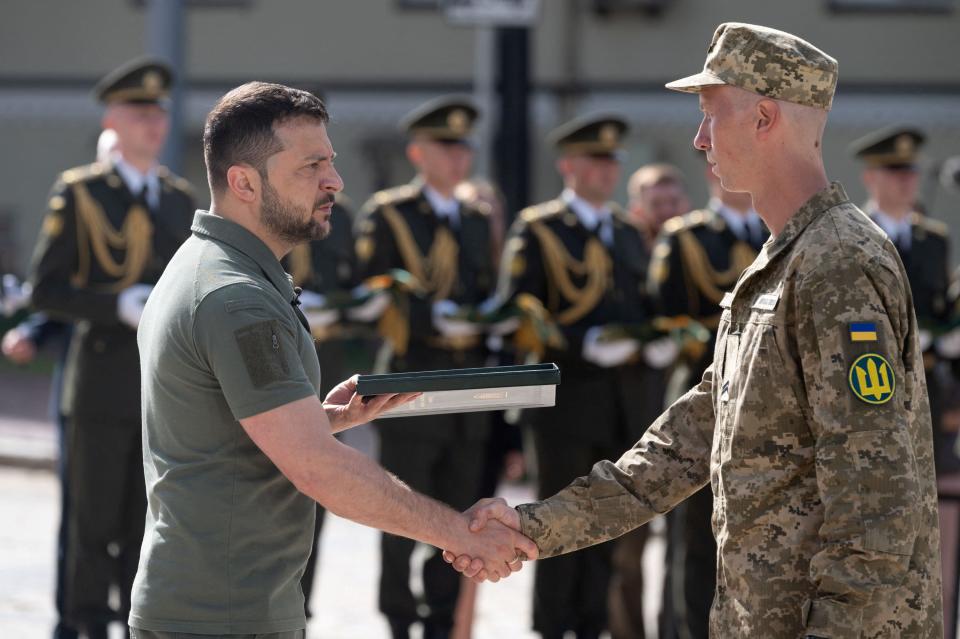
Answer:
[849, 322, 878, 342]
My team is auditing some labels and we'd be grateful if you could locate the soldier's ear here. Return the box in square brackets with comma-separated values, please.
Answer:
[755, 99, 779, 137]
[226, 165, 259, 203]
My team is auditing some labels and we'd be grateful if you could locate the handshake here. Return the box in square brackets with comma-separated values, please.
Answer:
[443, 498, 537, 583]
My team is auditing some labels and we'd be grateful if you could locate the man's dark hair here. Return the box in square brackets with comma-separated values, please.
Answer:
[203, 81, 329, 193]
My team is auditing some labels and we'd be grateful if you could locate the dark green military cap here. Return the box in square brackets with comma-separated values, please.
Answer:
[849, 125, 925, 169]
[401, 96, 479, 142]
[94, 57, 173, 105]
[548, 114, 629, 158]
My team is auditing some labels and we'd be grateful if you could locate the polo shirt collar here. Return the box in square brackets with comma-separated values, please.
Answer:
[191, 210, 295, 300]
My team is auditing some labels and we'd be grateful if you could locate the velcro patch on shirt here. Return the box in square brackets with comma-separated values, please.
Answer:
[235, 320, 290, 388]
[848, 353, 895, 404]
[849, 322, 878, 342]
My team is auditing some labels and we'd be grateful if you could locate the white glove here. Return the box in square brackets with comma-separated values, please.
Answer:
[297, 290, 339, 329]
[918, 329, 933, 352]
[432, 300, 482, 338]
[345, 289, 390, 322]
[2, 274, 31, 316]
[936, 327, 960, 359]
[476, 296, 520, 336]
[582, 325, 640, 368]
[117, 284, 153, 329]
[642, 336, 680, 369]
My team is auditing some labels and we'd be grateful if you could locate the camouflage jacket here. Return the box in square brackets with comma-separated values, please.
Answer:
[518, 183, 942, 638]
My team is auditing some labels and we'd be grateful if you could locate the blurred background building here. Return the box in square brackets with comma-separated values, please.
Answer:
[1, 0, 959, 274]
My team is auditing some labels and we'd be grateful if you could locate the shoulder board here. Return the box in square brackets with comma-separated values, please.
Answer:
[371, 184, 420, 207]
[461, 199, 491, 217]
[519, 199, 565, 224]
[158, 169, 195, 196]
[661, 208, 713, 235]
[912, 213, 948, 237]
[59, 162, 109, 186]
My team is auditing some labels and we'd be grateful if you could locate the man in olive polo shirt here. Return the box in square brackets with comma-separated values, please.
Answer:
[129, 82, 537, 639]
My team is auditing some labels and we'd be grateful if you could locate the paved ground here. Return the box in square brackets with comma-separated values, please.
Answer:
[0, 367, 666, 639]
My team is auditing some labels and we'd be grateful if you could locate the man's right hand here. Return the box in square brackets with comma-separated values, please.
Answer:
[442, 497, 537, 582]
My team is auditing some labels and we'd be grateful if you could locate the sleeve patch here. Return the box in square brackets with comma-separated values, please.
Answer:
[235, 320, 290, 388]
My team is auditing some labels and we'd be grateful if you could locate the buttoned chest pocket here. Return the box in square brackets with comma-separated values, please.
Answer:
[719, 314, 814, 472]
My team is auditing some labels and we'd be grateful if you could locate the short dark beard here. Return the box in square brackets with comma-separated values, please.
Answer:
[260, 178, 332, 243]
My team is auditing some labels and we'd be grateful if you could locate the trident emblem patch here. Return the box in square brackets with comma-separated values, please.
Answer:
[848, 353, 895, 405]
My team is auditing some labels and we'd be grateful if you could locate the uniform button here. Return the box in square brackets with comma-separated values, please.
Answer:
[94, 340, 106, 353]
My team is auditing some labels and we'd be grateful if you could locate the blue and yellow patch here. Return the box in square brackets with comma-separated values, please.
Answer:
[849, 322, 878, 342]
[848, 353, 895, 404]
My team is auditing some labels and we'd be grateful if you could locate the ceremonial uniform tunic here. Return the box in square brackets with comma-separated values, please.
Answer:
[518, 184, 942, 638]
[355, 183, 496, 632]
[282, 196, 359, 615]
[647, 203, 767, 639]
[499, 197, 659, 637]
[29, 161, 194, 631]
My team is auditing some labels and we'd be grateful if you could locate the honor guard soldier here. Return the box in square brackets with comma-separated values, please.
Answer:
[851, 127, 958, 470]
[282, 191, 360, 618]
[28, 58, 195, 639]
[497, 115, 671, 639]
[354, 97, 497, 639]
[647, 159, 768, 639]
[852, 125, 960, 635]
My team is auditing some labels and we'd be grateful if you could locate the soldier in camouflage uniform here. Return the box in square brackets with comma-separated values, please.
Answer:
[448, 23, 943, 638]
[28, 58, 195, 638]
[648, 161, 768, 639]
[496, 115, 671, 639]
[354, 97, 498, 639]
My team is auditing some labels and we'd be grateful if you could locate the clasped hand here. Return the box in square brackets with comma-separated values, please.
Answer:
[442, 497, 539, 583]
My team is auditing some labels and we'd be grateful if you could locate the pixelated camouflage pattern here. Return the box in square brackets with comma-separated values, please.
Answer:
[666, 22, 839, 110]
[518, 183, 942, 637]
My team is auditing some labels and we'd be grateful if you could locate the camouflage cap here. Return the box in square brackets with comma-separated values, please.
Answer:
[666, 22, 838, 110]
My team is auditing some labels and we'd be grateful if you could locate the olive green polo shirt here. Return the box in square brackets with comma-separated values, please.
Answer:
[130, 211, 321, 634]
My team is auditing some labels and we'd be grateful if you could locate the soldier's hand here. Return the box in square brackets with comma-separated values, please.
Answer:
[1, 327, 37, 365]
[432, 300, 482, 338]
[117, 284, 153, 329]
[935, 327, 960, 359]
[582, 325, 640, 367]
[345, 290, 390, 323]
[442, 497, 539, 582]
[642, 336, 680, 369]
[297, 290, 339, 329]
[1, 274, 31, 317]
